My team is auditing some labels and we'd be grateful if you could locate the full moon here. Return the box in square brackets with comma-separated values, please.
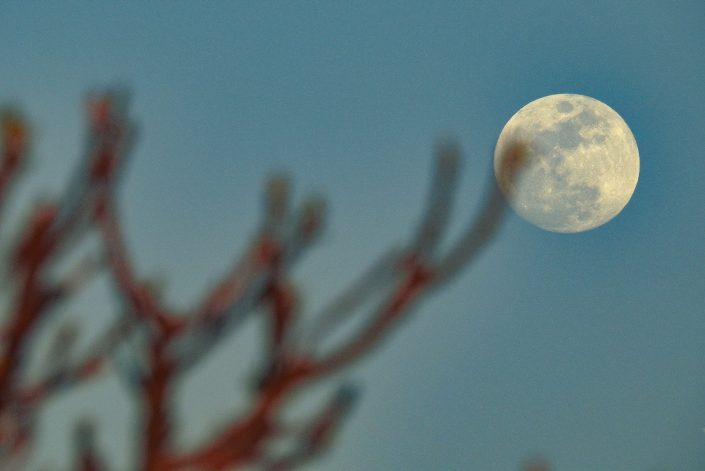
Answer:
[494, 94, 639, 233]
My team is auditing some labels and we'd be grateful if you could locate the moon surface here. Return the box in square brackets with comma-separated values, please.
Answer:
[494, 94, 639, 233]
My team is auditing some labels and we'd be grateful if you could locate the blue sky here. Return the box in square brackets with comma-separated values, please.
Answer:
[1, 1, 704, 470]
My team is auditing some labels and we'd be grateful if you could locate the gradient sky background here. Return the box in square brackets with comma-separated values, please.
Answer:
[1, 2, 704, 470]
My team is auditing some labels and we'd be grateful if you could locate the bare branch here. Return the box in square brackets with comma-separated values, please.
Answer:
[410, 140, 461, 259]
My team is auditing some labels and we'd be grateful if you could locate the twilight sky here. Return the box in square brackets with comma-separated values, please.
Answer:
[1, 2, 704, 470]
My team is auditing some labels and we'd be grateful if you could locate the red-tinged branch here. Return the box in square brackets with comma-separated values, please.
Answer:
[18, 317, 133, 406]
[301, 248, 403, 349]
[164, 408, 273, 470]
[194, 236, 282, 324]
[84, 91, 133, 187]
[16, 356, 101, 406]
[0, 94, 134, 459]
[0, 110, 27, 213]
[0, 92, 134, 409]
[11, 203, 59, 276]
[0, 204, 65, 402]
[165, 352, 355, 471]
[168, 191, 323, 374]
[189, 174, 297, 327]
[266, 281, 297, 356]
[0, 283, 65, 406]
[96, 198, 186, 337]
[307, 257, 434, 379]
[166, 418, 272, 471]
[161, 145, 473, 470]
[165, 357, 316, 471]
[261, 385, 358, 471]
[140, 337, 176, 471]
[0, 89, 523, 471]
[49, 92, 134, 260]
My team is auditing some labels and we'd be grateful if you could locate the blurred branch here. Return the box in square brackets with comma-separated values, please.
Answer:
[0, 90, 532, 471]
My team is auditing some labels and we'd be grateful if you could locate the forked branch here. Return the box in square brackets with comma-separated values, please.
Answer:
[0, 90, 523, 471]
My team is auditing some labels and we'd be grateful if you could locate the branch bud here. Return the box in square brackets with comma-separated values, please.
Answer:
[1, 108, 29, 160]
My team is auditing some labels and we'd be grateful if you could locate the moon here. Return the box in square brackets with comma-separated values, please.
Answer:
[494, 94, 639, 233]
